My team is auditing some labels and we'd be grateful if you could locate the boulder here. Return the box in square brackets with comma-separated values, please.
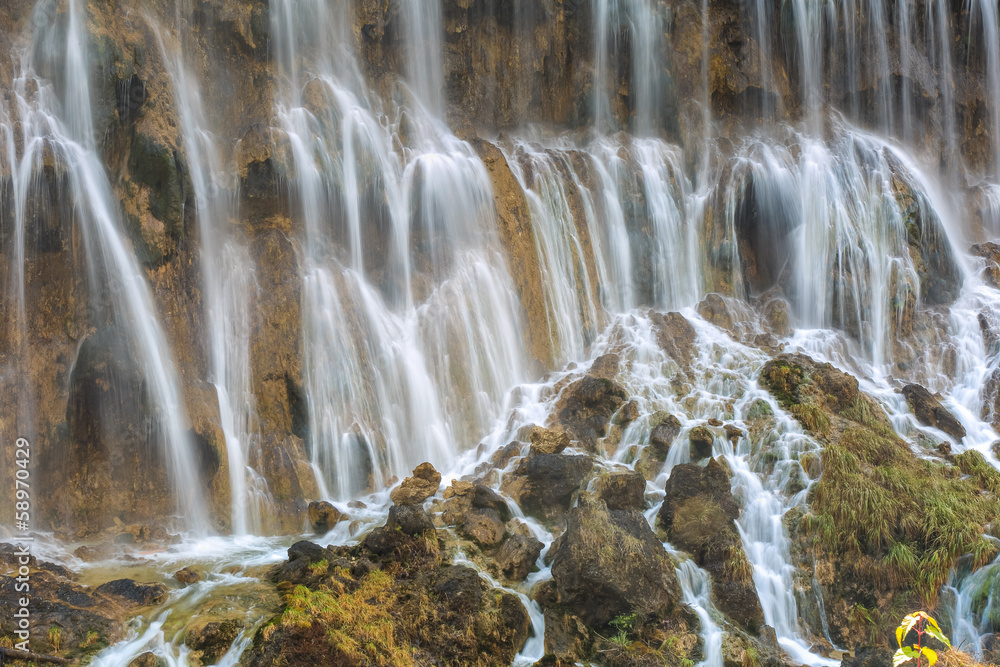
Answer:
[638, 412, 683, 479]
[473, 484, 513, 521]
[462, 508, 506, 546]
[502, 454, 593, 520]
[688, 425, 715, 460]
[390, 462, 442, 505]
[186, 619, 244, 664]
[659, 459, 764, 631]
[173, 566, 201, 585]
[387, 503, 435, 536]
[287, 540, 328, 564]
[528, 425, 571, 455]
[588, 353, 620, 379]
[550, 496, 679, 627]
[902, 383, 966, 440]
[128, 653, 167, 667]
[649, 311, 697, 365]
[94, 579, 169, 606]
[550, 375, 628, 450]
[494, 534, 544, 581]
[307, 500, 344, 532]
[594, 469, 646, 511]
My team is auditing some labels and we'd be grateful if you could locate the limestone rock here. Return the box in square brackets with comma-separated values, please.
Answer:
[494, 534, 543, 581]
[688, 425, 715, 460]
[902, 383, 966, 440]
[94, 579, 169, 607]
[307, 500, 344, 532]
[473, 483, 513, 522]
[550, 375, 628, 450]
[594, 469, 646, 511]
[550, 496, 679, 627]
[502, 454, 593, 520]
[528, 425, 571, 455]
[173, 566, 201, 585]
[462, 508, 505, 547]
[186, 619, 245, 664]
[390, 462, 442, 505]
[659, 459, 764, 631]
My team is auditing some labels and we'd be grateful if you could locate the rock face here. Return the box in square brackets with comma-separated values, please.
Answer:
[901, 383, 966, 440]
[550, 496, 680, 628]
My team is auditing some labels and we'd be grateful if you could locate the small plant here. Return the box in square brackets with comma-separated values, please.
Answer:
[894, 611, 950, 667]
[609, 612, 637, 647]
[79, 630, 100, 648]
[48, 626, 61, 652]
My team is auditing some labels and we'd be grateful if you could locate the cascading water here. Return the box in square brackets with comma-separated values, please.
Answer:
[158, 27, 272, 536]
[3, 0, 208, 532]
[9, 0, 1000, 664]
[270, 0, 527, 500]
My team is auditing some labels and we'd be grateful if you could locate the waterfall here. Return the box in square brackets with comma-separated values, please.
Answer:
[158, 29, 271, 535]
[270, 0, 527, 500]
[3, 0, 209, 532]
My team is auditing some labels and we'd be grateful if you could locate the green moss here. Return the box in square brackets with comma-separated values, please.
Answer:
[281, 571, 414, 666]
[808, 426, 1000, 602]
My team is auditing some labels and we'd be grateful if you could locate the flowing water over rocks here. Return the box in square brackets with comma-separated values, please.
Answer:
[3, 0, 1000, 665]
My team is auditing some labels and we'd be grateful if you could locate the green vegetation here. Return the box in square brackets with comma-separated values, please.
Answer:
[761, 355, 1000, 604]
[281, 570, 414, 666]
[48, 625, 62, 652]
[609, 612, 637, 646]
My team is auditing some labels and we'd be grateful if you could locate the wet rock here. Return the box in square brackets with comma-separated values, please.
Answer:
[495, 534, 544, 581]
[649, 413, 682, 456]
[528, 425, 571, 455]
[993, 441, 1000, 460]
[594, 469, 646, 511]
[387, 503, 435, 536]
[287, 540, 328, 564]
[73, 544, 116, 562]
[128, 653, 167, 667]
[434, 564, 484, 612]
[551, 375, 628, 451]
[724, 423, 745, 443]
[173, 566, 201, 585]
[307, 500, 344, 532]
[689, 425, 715, 460]
[443, 480, 475, 499]
[502, 453, 593, 520]
[94, 579, 169, 606]
[902, 383, 966, 440]
[462, 508, 506, 546]
[615, 399, 640, 426]
[841, 646, 893, 667]
[659, 459, 764, 631]
[542, 609, 592, 664]
[473, 484, 513, 521]
[588, 353, 620, 379]
[389, 462, 442, 505]
[971, 242, 1000, 289]
[697, 293, 735, 331]
[186, 619, 244, 664]
[649, 311, 697, 365]
[550, 496, 679, 627]
[762, 297, 791, 336]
